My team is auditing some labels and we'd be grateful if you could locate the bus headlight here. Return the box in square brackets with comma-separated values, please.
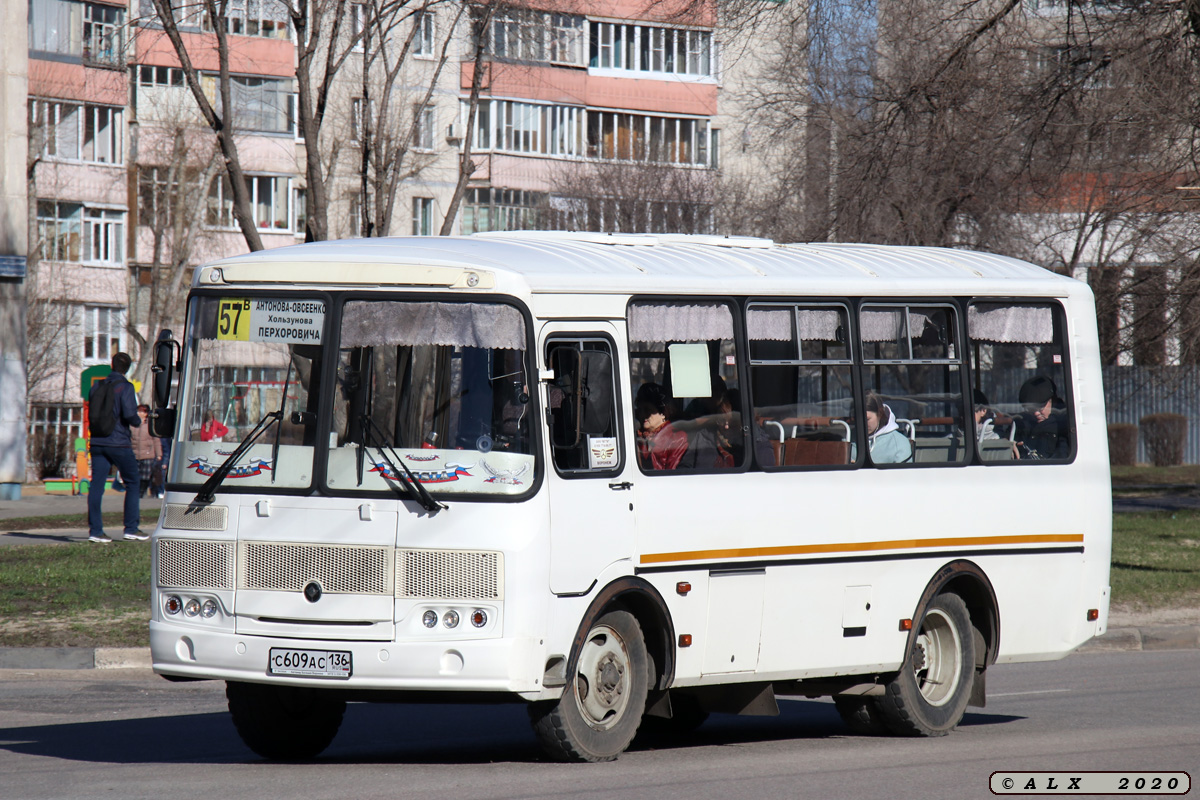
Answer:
[443, 610, 460, 629]
[201, 600, 219, 619]
[422, 610, 438, 628]
[184, 599, 201, 617]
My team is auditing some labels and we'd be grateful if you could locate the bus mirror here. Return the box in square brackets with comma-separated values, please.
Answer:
[149, 407, 176, 438]
[152, 332, 179, 409]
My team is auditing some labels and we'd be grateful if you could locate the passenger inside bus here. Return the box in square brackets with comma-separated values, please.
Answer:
[865, 392, 913, 464]
[1015, 375, 1069, 459]
[634, 382, 690, 470]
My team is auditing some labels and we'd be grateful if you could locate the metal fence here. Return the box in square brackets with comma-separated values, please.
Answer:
[1103, 366, 1200, 464]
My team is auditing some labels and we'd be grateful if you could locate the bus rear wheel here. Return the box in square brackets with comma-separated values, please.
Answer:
[529, 610, 650, 762]
[878, 592, 974, 737]
[226, 681, 346, 760]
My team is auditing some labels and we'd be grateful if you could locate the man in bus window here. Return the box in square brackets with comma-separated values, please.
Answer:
[1015, 376, 1069, 459]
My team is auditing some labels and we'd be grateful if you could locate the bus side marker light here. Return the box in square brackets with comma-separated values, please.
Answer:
[1087, 609, 1099, 621]
[899, 618, 913, 631]
[678, 634, 692, 647]
[676, 582, 691, 596]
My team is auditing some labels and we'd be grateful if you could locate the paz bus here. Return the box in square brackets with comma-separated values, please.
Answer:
[147, 232, 1111, 762]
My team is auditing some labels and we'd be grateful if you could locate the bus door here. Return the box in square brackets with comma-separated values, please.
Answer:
[541, 324, 635, 595]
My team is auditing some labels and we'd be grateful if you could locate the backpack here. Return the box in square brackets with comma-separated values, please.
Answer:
[89, 379, 116, 438]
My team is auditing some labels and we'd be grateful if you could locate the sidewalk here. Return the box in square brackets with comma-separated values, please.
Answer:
[0, 483, 162, 546]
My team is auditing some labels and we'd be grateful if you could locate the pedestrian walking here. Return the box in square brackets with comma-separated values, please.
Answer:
[132, 404, 162, 498]
[86, 352, 149, 543]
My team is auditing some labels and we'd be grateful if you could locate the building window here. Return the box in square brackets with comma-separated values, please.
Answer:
[29, 0, 82, 57]
[412, 197, 434, 235]
[83, 2, 125, 67]
[207, 174, 292, 230]
[477, 8, 585, 66]
[470, 100, 582, 157]
[204, 74, 295, 134]
[84, 208, 125, 264]
[83, 305, 124, 364]
[30, 100, 123, 164]
[28, 404, 83, 479]
[203, 0, 290, 39]
[138, 65, 185, 88]
[462, 188, 546, 235]
[413, 11, 434, 56]
[36, 201, 81, 262]
[294, 186, 307, 236]
[589, 22, 712, 77]
[586, 111, 715, 167]
[412, 105, 435, 151]
[350, 2, 366, 50]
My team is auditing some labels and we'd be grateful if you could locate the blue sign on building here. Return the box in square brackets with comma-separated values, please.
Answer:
[0, 255, 26, 278]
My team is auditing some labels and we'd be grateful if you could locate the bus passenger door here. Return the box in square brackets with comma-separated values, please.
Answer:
[542, 325, 636, 595]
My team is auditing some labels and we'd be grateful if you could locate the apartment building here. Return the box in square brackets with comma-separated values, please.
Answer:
[19, 0, 738, 478]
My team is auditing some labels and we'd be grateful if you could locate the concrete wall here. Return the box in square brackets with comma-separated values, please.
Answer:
[1, 0, 29, 497]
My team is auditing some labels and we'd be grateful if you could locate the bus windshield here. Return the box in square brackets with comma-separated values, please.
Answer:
[174, 295, 325, 490]
[325, 299, 535, 497]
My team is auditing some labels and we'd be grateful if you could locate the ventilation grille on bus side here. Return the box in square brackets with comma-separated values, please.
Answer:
[238, 542, 393, 595]
[161, 504, 229, 531]
[157, 539, 234, 590]
[396, 549, 503, 601]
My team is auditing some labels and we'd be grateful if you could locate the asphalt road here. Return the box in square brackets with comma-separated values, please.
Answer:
[0, 650, 1196, 800]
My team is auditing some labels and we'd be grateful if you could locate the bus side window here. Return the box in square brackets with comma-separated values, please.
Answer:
[860, 304, 967, 466]
[748, 303, 856, 469]
[546, 338, 622, 474]
[968, 302, 1073, 463]
[628, 300, 743, 473]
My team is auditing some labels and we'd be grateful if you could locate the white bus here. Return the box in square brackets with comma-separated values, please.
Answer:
[148, 232, 1111, 762]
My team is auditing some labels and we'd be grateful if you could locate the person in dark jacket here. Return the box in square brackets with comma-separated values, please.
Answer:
[87, 352, 148, 543]
[1015, 375, 1070, 459]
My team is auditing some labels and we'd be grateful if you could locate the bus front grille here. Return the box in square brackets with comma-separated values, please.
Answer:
[238, 542, 394, 595]
[161, 503, 229, 531]
[157, 539, 235, 590]
[396, 549, 503, 601]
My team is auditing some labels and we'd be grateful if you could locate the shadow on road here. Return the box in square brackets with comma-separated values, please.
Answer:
[0, 531, 76, 544]
[0, 698, 1024, 765]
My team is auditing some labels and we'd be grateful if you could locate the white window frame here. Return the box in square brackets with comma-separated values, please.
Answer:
[412, 197, 434, 236]
[83, 2, 126, 67]
[82, 305, 125, 365]
[207, 174, 294, 232]
[83, 208, 126, 265]
[31, 100, 123, 164]
[413, 104, 436, 151]
[470, 100, 582, 157]
[36, 201, 82, 262]
[413, 11, 434, 57]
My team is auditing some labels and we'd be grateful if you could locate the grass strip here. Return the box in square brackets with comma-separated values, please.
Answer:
[0, 541, 151, 647]
[1111, 509, 1200, 609]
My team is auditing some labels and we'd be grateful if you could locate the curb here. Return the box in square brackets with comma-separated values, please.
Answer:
[1076, 625, 1200, 653]
[1, 626, 1197, 671]
[0, 646, 151, 670]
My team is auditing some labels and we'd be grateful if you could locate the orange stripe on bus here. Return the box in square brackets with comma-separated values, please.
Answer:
[638, 533, 1085, 566]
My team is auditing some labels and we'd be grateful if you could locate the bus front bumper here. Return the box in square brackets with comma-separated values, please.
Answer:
[150, 621, 544, 695]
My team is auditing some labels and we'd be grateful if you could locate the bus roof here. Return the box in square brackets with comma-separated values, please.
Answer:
[199, 232, 1080, 297]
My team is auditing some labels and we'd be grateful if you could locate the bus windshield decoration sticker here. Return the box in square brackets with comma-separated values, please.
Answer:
[217, 298, 325, 344]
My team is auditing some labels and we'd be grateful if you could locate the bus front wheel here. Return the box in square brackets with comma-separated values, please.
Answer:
[878, 592, 975, 737]
[226, 681, 346, 760]
[529, 610, 651, 762]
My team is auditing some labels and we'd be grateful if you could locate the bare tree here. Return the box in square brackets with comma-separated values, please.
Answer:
[547, 162, 717, 234]
[146, 0, 265, 251]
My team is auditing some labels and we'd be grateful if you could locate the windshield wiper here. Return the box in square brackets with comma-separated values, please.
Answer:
[193, 411, 282, 503]
[359, 414, 445, 513]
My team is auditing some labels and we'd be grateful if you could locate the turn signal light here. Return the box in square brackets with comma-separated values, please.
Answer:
[678, 634, 692, 647]
[1087, 609, 1099, 621]
[676, 582, 691, 596]
[899, 618, 913, 631]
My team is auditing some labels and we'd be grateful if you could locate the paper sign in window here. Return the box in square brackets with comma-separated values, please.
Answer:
[668, 343, 711, 398]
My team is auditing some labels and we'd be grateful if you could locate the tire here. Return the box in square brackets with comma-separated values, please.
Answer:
[833, 695, 889, 736]
[878, 592, 975, 737]
[226, 681, 346, 760]
[529, 610, 651, 762]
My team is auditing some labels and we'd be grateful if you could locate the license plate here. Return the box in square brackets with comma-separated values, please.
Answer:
[268, 648, 352, 679]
